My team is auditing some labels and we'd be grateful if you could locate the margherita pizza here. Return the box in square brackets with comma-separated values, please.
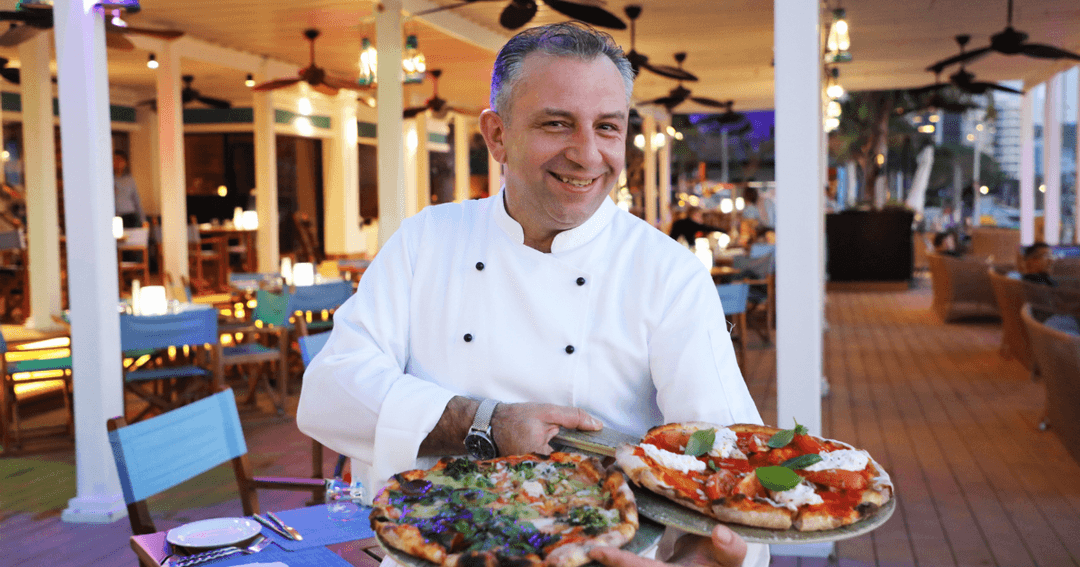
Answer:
[615, 422, 892, 532]
[370, 452, 638, 567]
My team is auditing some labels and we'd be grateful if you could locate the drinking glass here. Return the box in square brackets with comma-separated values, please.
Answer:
[325, 478, 364, 521]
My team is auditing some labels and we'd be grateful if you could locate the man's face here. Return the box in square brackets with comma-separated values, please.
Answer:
[1027, 248, 1053, 274]
[113, 154, 126, 175]
[482, 53, 628, 240]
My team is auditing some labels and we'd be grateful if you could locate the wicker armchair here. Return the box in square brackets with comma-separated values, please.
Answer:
[928, 253, 999, 321]
[1020, 304, 1080, 465]
[987, 267, 1033, 372]
[969, 227, 1020, 267]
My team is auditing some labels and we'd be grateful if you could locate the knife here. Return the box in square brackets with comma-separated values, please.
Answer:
[252, 513, 292, 540]
[266, 511, 303, 541]
[552, 426, 640, 457]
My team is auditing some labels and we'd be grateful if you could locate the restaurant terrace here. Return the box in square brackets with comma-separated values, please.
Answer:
[1, 0, 1079, 566]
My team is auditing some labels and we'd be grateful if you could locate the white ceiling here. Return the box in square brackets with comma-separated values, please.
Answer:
[0, 0, 1079, 115]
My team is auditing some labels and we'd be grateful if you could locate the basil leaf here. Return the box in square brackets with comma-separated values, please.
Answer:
[780, 453, 823, 470]
[767, 428, 795, 449]
[794, 418, 808, 436]
[755, 466, 802, 492]
[684, 429, 716, 457]
[707, 460, 720, 472]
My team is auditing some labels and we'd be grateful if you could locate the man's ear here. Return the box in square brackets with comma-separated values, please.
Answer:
[479, 109, 507, 164]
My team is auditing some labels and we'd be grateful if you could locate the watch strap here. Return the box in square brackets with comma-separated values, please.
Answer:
[470, 398, 499, 433]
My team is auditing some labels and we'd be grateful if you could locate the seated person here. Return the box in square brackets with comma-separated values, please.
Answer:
[668, 206, 724, 244]
[933, 230, 963, 257]
[1020, 242, 1057, 287]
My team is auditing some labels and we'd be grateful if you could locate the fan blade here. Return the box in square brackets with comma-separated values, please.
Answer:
[403, 106, 428, 119]
[0, 10, 51, 27]
[907, 83, 948, 95]
[411, 0, 499, 18]
[926, 45, 992, 73]
[689, 97, 727, 109]
[717, 112, 747, 124]
[0, 24, 39, 47]
[0, 67, 19, 85]
[544, 0, 626, 30]
[322, 75, 365, 92]
[251, 77, 302, 92]
[500, 0, 537, 30]
[626, 50, 649, 76]
[312, 82, 338, 96]
[642, 62, 698, 82]
[646, 96, 683, 110]
[118, 25, 184, 40]
[105, 31, 135, 50]
[968, 81, 1021, 94]
[1020, 43, 1080, 61]
[196, 95, 232, 109]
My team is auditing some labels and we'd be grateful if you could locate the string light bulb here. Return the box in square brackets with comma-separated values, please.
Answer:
[825, 8, 852, 63]
[245, 74, 255, 87]
[146, 54, 158, 69]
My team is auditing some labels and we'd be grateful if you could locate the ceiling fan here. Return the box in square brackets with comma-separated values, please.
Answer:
[252, 29, 366, 96]
[412, 0, 625, 31]
[698, 101, 749, 125]
[137, 75, 232, 111]
[0, 58, 19, 85]
[642, 53, 725, 111]
[926, 0, 1080, 72]
[623, 5, 696, 82]
[0, 6, 183, 50]
[913, 36, 1023, 96]
[404, 70, 474, 118]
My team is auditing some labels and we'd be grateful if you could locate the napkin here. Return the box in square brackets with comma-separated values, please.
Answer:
[211, 545, 350, 566]
[255, 505, 376, 552]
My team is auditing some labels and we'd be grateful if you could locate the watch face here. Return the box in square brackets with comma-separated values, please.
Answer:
[465, 433, 497, 460]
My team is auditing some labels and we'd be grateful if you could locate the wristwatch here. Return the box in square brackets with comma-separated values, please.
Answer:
[465, 398, 499, 460]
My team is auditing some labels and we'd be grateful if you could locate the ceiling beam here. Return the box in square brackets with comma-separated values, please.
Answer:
[401, 0, 507, 53]
[126, 35, 296, 77]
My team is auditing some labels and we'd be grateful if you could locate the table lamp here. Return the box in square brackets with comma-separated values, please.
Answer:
[113, 216, 124, 239]
[139, 286, 168, 316]
[293, 262, 315, 286]
[242, 210, 259, 230]
[281, 257, 293, 285]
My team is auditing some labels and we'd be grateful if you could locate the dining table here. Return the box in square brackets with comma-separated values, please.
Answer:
[130, 504, 387, 567]
[201, 225, 259, 274]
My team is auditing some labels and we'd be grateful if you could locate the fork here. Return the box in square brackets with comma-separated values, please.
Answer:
[164, 534, 272, 567]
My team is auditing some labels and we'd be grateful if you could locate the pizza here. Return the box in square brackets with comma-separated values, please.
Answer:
[615, 422, 892, 532]
[370, 452, 638, 567]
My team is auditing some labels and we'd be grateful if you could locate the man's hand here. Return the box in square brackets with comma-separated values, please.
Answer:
[491, 402, 602, 456]
[588, 526, 747, 567]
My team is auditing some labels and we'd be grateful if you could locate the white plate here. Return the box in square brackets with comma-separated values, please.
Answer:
[166, 517, 262, 549]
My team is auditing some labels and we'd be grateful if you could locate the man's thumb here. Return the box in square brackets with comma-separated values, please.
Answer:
[709, 525, 748, 567]
[551, 406, 603, 431]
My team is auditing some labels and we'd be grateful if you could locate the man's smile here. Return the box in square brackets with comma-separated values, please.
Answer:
[550, 171, 601, 189]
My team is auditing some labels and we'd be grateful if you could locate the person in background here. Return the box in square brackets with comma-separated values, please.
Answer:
[933, 230, 963, 257]
[668, 206, 725, 245]
[1019, 242, 1056, 287]
[113, 150, 144, 228]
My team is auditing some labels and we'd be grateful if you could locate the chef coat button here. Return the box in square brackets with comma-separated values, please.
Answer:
[475, 262, 485, 271]
[576, 277, 586, 286]
[565, 345, 575, 354]
[464, 334, 473, 342]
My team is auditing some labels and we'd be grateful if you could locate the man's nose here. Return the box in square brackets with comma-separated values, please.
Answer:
[565, 128, 603, 170]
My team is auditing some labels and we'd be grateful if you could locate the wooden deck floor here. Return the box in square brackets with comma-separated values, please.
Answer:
[3, 280, 1079, 567]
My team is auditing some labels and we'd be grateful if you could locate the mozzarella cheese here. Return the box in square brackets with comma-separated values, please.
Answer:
[707, 427, 747, 460]
[642, 443, 707, 473]
[804, 449, 870, 472]
[521, 480, 544, 498]
[770, 482, 824, 511]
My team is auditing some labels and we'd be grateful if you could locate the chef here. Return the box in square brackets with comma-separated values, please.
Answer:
[297, 22, 766, 567]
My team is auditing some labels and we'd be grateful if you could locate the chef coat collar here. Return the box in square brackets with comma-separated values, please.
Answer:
[492, 188, 617, 254]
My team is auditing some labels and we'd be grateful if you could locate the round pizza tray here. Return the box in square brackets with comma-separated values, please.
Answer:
[632, 486, 896, 544]
[376, 516, 665, 567]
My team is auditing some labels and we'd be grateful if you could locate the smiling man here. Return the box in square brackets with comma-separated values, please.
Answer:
[298, 22, 766, 567]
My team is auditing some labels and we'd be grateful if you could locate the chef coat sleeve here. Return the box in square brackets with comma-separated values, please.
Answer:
[296, 213, 457, 495]
[648, 262, 763, 427]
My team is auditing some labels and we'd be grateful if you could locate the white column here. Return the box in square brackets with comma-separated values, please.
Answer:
[972, 123, 983, 227]
[415, 112, 430, 212]
[844, 162, 857, 208]
[774, 0, 822, 434]
[720, 129, 730, 183]
[453, 113, 469, 202]
[253, 62, 279, 270]
[1043, 74, 1062, 245]
[488, 152, 502, 196]
[325, 93, 362, 255]
[658, 116, 672, 229]
[643, 112, 657, 226]
[155, 42, 189, 282]
[403, 119, 420, 216]
[55, 0, 126, 524]
[1020, 87, 1036, 245]
[19, 32, 62, 330]
[377, 0, 406, 247]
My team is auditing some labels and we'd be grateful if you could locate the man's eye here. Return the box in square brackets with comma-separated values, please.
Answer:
[545, 121, 568, 128]
[598, 123, 620, 132]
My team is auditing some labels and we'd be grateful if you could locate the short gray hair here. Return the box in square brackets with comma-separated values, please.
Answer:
[490, 22, 635, 117]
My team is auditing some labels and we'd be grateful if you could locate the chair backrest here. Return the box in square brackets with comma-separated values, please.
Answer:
[1020, 304, 1080, 464]
[254, 289, 291, 327]
[122, 227, 149, 247]
[288, 280, 354, 314]
[0, 229, 24, 250]
[716, 283, 750, 315]
[299, 331, 331, 367]
[749, 243, 775, 259]
[988, 267, 1033, 371]
[119, 306, 219, 352]
[733, 252, 774, 279]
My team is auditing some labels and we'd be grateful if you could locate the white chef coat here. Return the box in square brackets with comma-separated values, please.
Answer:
[297, 190, 767, 565]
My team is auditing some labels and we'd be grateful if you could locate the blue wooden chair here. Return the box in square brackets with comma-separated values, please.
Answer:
[288, 280, 354, 333]
[0, 331, 74, 450]
[120, 305, 220, 423]
[218, 289, 291, 414]
[733, 250, 775, 344]
[716, 283, 750, 371]
[107, 387, 325, 536]
[296, 327, 346, 482]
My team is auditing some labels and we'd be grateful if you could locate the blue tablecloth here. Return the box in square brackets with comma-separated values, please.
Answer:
[257, 505, 377, 552]
[211, 544, 352, 566]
